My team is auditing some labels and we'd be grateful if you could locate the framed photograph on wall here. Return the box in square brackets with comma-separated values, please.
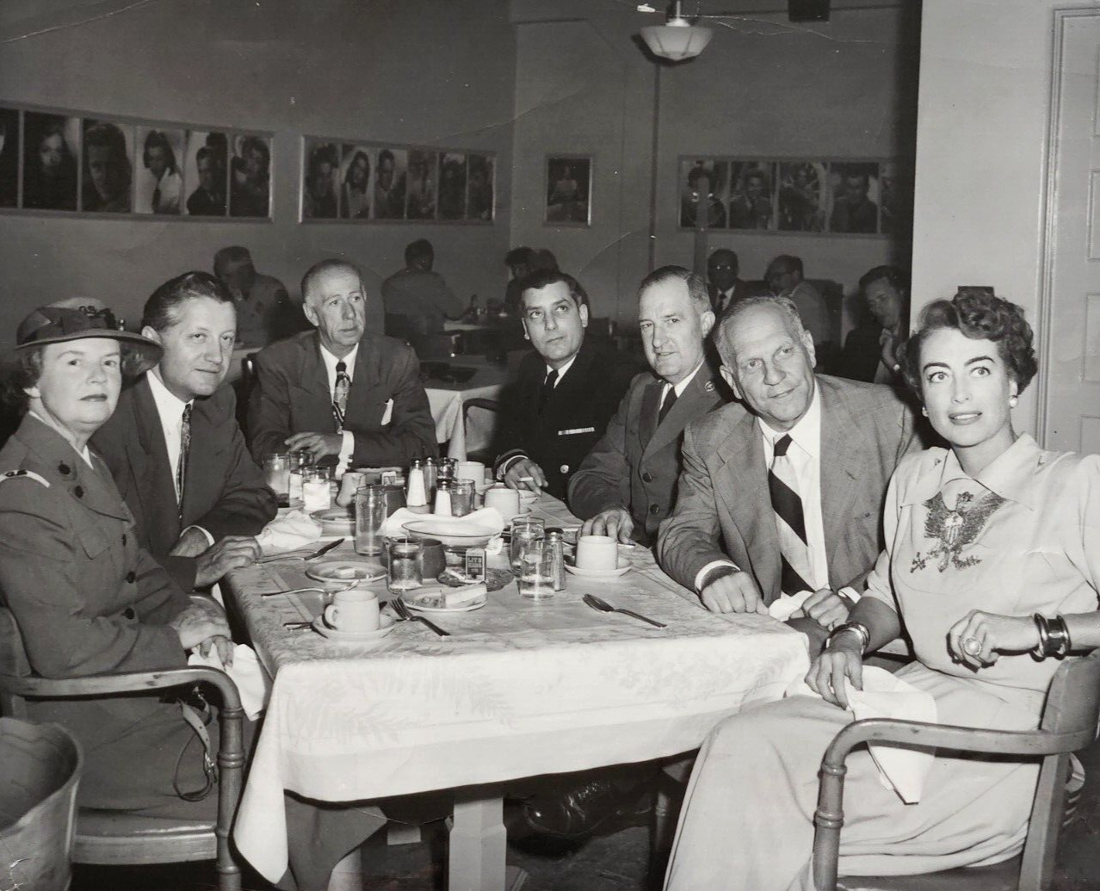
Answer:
[81, 118, 133, 213]
[373, 147, 406, 220]
[827, 160, 880, 234]
[229, 133, 271, 219]
[546, 155, 591, 226]
[0, 108, 19, 208]
[728, 161, 775, 230]
[467, 153, 494, 222]
[439, 152, 467, 221]
[183, 130, 229, 217]
[406, 149, 438, 220]
[678, 158, 728, 229]
[340, 144, 373, 219]
[134, 126, 185, 215]
[23, 112, 80, 212]
[777, 161, 826, 232]
[302, 138, 339, 220]
[878, 160, 911, 238]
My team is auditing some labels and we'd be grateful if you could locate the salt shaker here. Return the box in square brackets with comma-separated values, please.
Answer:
[433, 479, 453, 516]
[406, 458, 428, 511]
[545, 527, 566, 591]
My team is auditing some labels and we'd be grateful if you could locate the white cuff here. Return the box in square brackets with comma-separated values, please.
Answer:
[182, 525, 215, 547]
[694, 560, 739, 593]
[497, 453, 527, 479]
[838, 585, 862, 605]
[338, 431, 355, 473]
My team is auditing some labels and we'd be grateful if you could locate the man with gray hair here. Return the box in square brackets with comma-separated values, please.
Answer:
[657, 294, 919, 633]
[568, 266, 725, 545]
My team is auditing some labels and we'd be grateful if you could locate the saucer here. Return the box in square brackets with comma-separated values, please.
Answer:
[306, 560, 386, 583]
[311, 508, 354, 536]
[565, 564, 632, 579]
[401, 594, 486, 613]
[311, 612, 395, 642]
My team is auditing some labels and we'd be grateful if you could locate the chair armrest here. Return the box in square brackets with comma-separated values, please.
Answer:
[0, 665, 242, 713]
[463, 397, 500, 416]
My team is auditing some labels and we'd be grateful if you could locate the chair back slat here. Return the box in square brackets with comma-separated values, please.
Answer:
[0, 607, 31, 718]
[1039, 647, 1100, 736]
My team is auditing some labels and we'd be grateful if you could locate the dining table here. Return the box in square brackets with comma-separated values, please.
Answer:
[422, 358, 510, 460]
[227, 496, 811, 890]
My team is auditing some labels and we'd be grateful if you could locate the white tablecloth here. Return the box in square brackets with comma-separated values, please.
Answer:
[424, 362, 508, 459]
[229, 497, 810, 883]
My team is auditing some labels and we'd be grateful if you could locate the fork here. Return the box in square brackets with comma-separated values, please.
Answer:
[583, 593, 666, 628]
[264, 581, 359, 598]
[389, 597, 451, 637]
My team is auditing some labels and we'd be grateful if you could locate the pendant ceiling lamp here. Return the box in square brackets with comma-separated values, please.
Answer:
[639, 2, 713, 62]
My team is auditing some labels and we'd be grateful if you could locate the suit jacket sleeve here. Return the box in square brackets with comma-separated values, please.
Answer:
[656, 423, 730, 590]
[247, 347, 294, 463]
[190, 389, 277, 538]
[350, 345, 437, 466]
[567, 377, 637, 518]
[0, 482, 187, 679]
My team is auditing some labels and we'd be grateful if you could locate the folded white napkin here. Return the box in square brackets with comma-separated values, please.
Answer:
[255, 509, 323, 555]
[785, 666, 937, 803]
[381, 506, 505, 538]
[188, 644, 271, 722]
[769, 588, 815, 622]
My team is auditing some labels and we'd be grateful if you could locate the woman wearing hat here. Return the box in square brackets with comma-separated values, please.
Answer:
[0, 304, 234, 812]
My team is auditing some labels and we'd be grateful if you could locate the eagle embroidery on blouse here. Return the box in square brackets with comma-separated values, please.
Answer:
[911, 490, 1006, 573]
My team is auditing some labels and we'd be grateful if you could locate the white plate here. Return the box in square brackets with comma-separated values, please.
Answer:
[401, 519, 499, 547]
[311, 508, 354, 536]
[399, 593, 487, 613]
[311, 612, 395, 642]
[305, 560, 386, 583]
[565, 564, 632, 579]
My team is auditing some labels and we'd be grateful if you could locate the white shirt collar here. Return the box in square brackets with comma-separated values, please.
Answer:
[320, 343, 358, 387]
[757, 379, 822, 459]
[666, 361, 704, 399]
[546, 352, 577, 384]
[147, 367, 192, 419]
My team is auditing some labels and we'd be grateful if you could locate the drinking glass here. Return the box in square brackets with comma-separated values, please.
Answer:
[287, 450, 308, 507]
[387, 538, 423, 593]
[302, 466, 331, 512]
[354, 486, 387, 556]
[263, 452, 291, 506]
[517, 539, 555, 600]
[450, 479, 475, 517]
[509, 516, 545, 573]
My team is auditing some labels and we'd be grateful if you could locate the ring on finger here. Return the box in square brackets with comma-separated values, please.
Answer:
[962, 636, 982, 656]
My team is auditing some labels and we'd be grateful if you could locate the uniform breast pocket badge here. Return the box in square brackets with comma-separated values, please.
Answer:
[558, 427, 595, 437]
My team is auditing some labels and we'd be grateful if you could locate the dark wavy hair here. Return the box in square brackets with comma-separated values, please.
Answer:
[898, 290, 1038, 396]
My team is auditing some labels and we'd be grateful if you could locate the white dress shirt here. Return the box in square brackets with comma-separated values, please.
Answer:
[320, 343, 359, 473]
[661, 361, 703, 405]
[544, 352, 577, 386]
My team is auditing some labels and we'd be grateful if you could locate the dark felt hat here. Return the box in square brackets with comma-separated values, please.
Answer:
[3, 304, 162, 376]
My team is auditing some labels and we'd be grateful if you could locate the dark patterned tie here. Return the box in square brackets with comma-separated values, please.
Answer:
[332, 361, 351, 430]
[658, 386, 678, 425]
[177, 403, 192, 520]
[538, 368, 558, 414]
[768, 434, 813, 595]
[152, 186, 161, 212]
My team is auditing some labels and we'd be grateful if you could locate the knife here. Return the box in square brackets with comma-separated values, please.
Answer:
[304, 538, 345, 560]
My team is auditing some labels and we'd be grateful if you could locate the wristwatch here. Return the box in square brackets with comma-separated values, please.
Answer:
[825, 621, 870, 656]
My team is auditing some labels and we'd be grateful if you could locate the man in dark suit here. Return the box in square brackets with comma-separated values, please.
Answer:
[93, 272, 275, 591]
[492, 270, 638, 500]
[706, 249, 751, 318]
[658, 294, 919, 632]
[568, 266, 725, 545]
[248, 258, 437, 468]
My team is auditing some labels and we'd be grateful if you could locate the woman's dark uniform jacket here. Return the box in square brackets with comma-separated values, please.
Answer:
[0, 415, 203, 810]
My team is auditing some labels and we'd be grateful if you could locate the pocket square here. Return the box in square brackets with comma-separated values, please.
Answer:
[381, 398, 394, 425]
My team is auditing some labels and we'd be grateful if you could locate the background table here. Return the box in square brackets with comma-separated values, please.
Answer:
[229, 499, 810, 889]
[423, 360, 510, 459]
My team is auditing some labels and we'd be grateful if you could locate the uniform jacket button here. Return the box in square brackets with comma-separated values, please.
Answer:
[73, 485, 84, 498]
[122, 607, 136, 619]
[58, 462, 71, 476]
[125, 571, 136, 583]
[122, 533, 127, 546]
[649, 504, 661, 515]
[642, 471, 653, 483]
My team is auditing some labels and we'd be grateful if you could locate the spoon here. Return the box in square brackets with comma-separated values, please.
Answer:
[583, 593, 666, 628]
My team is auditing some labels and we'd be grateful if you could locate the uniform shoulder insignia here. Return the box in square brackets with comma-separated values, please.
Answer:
[0, 469, 50, 488]
[704, 380, 716, 392]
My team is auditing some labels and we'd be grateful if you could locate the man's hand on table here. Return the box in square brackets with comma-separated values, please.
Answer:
[581, 508, 634, 544]
[193, 536, 262, 588]
[171, 526, 212, 558]
[798, 588, 852, 631]
[285, 431, 343, 464]
[170, 596, 233, 664]
[700, 569, 767, 615]
[504, 457, 546, 494]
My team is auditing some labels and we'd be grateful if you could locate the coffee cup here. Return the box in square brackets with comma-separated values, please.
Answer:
[323, 587, 380, 633]
[483, 484, 520, 518]
[456, 460, 487, 493]
[575, 534, 619, 571]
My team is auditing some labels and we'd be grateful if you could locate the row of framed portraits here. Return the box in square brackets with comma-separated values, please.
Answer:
[0, 104, 272, 219]
[301, 137, 494, 224]
[678, 157, 911, 237]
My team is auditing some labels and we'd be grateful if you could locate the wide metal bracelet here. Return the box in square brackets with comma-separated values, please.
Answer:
[825, 621, 870, 656]
[1032, 613, 1051, 660]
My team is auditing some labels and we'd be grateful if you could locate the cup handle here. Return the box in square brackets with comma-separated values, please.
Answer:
[323, 604, 339, 628]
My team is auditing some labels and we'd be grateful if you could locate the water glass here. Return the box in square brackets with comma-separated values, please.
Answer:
[354, 486, 387, 556]
[287, 450, 308, 507]
[263, 452, 291, 506]
[387, 538, 423, 593]
[517, 539, 555, 600]
[509, 516, 545, 573]
[302, 466, 331, 512]
[450, 479, 475, 517]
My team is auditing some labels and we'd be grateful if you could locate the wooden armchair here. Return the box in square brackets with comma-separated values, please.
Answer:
[0, 607, 245, 891]
[813, 648, 1100, 891]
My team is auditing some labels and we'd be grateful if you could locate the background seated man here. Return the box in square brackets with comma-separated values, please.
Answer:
[835, 264, 910, 385]
[491, 269, 638, 501]
[247, 258, 437, 469]
[706, 248, 750, 318]
[765, 253, 835, 369]
[381, 238, 464, 343]
[213, 245, 295, 348]
[93, 272, 274, 592]
[657, 295, 920, 640]
[569, 266, 725, 546]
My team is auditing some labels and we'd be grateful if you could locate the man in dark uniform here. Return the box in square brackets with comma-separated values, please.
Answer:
[491, 269, 638, 500]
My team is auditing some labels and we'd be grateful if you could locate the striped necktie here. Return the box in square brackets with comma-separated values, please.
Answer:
[768, 434, 813, 596]
[332, 360, 351, 431]
[177, 403, 191, 520]
[658, 385, 678, 425]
